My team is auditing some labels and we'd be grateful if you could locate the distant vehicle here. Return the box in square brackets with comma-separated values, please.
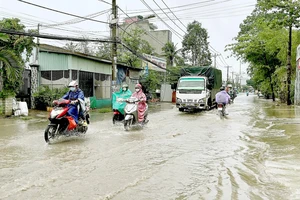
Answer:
[258, 92, 264, 98]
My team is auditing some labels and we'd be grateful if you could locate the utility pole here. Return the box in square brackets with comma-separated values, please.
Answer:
[226, 66, 231, 84]
[111, 0, 117, 81]
[212, 53, 220, 68]
[239, 61, 242, 89]
[287, 24, 292, 105]
[35, 23, 40, 64]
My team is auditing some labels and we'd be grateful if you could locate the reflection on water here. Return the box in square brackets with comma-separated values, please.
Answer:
[1, 96, 300, 199]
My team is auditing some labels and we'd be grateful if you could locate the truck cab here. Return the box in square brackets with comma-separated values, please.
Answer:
[176, 76, 213, 111]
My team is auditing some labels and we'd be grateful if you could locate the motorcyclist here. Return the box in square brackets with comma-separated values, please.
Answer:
[62, 80, 85, 125]
[112, 83, 132, 115]
[131, 83, 147, 124]
[216, 86, 231, 115]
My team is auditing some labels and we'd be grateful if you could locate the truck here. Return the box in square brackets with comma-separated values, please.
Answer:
[176, 66, 222, 112]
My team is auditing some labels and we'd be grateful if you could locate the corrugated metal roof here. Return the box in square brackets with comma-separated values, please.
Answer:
[38, 44, 141, 71]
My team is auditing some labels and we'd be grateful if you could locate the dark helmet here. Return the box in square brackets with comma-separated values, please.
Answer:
[220, 86, 225, 91]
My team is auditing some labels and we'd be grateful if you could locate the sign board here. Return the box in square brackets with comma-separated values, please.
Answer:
[142, 53, 166, 72]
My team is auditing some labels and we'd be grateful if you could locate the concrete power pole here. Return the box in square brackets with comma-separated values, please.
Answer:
[239, 61, 242, 89]
[226, 66, 231, 84]
[212, 53, 220, 68]
[111, 0, 117, 81]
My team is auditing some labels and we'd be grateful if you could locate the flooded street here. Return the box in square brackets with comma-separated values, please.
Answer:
[1, 94, 300, 200]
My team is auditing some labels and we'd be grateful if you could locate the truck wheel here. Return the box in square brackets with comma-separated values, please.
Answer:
[206, 105, 210, 111]
[179, 108, 184, 112]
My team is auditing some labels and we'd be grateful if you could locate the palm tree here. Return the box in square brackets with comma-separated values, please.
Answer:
[0, 33, 21, 94]
[162, 42, 181, 67]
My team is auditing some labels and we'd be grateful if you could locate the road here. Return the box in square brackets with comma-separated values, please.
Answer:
[1, 93, 300, 200]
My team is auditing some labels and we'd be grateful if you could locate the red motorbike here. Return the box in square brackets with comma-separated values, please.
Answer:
[44, 99, 90, 143]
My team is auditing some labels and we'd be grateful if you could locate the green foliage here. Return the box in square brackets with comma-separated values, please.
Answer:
[182, 21, 212, 66]
[226, 8, 300, 102]
[33, 86, 69, 110]
[140, 70, 164, 95]
[120, 28, 154, 67]
[0, 18, 35, 97]
[161, 42, 183, 67]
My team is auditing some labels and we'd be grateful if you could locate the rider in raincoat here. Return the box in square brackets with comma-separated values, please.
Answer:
[131, 83, 147, 123]
[112, 83, 132, 115]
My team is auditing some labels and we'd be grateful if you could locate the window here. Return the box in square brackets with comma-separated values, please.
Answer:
[52, 70, 63, 81]
[72, 70, 78, 80]
[41, 71, 51, 80]
[64, 70, 69, 78]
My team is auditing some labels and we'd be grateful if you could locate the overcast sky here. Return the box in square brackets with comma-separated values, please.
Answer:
[0, 0, 257, 82]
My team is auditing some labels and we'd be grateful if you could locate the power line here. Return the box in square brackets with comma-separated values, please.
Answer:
[152, 0, 186, 34]
[42, 9, 111, 28]
[161, 0, 187, 29]
[18, 0, 110, 24]
[98, 0, 112, 5]
[139, 0, 183, 40]
[0, 29, 113, 43]
[121, 0, 248, 16]
[117, 6, 165, 46]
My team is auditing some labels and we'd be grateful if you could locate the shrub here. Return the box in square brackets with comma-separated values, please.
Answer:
[33, 86, 69, 110]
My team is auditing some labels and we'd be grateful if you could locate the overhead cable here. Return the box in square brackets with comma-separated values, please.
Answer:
[0, 29, 113, 43]
[152, 0, 186, 34]
[117, 6, 165, 46]
[161, 0, 187, 29]
[18, 0, 110, 24]
[140, 0, 183, 39]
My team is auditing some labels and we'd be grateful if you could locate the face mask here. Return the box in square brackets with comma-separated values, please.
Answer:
[122, 87, 127, 91]
[135, 89, 140, 92]
[69, 87, 75, 92]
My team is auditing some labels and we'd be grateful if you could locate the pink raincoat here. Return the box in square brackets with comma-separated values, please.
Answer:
[131, 90, 147, 122]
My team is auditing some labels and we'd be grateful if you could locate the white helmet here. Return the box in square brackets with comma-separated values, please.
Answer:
[68, 80, 78, 87]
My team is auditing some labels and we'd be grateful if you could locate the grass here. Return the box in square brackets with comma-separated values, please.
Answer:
[96, 107, 112, 113]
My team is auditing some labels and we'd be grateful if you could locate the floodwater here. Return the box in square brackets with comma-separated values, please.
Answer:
[1, 93, 300, 200]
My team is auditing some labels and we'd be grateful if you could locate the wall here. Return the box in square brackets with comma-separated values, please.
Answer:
[118, 21, 172, 56]
[0, 97, 13, 116]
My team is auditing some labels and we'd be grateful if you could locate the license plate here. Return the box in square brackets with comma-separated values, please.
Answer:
[218, 107, 223, 111]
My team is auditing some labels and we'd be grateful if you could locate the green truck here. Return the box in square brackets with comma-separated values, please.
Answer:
[176, 66, 222, 112]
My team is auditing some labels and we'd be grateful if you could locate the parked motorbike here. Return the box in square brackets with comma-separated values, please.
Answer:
[120, 97, 148, 131]
[217, 103, 226, 119]
[44, 99, 90, 143]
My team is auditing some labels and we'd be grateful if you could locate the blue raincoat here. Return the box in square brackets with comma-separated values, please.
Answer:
[62, 89, 84, 124]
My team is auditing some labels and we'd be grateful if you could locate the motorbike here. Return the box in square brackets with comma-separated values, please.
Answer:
[217, 103, 226, 119]
[44, 99, 90, 143]
[112, 109, 124, 124]
[121, 97, 149, 131]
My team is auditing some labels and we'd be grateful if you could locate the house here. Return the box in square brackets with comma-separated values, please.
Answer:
[27, 44, 142, 109]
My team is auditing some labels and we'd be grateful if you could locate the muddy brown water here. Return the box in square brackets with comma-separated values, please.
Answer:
[1, 94, 300, 200]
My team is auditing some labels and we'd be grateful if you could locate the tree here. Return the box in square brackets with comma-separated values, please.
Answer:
[120, 27, 154, 67]
[227, 9, 289, 101]
[182, 21, 212, 66]
[64, 42, 79, 52]
[257, 0, 300, 105]
[95, 42, 112, 60]
[161, 42, 182, 66]
[0, 18, 35, 97]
